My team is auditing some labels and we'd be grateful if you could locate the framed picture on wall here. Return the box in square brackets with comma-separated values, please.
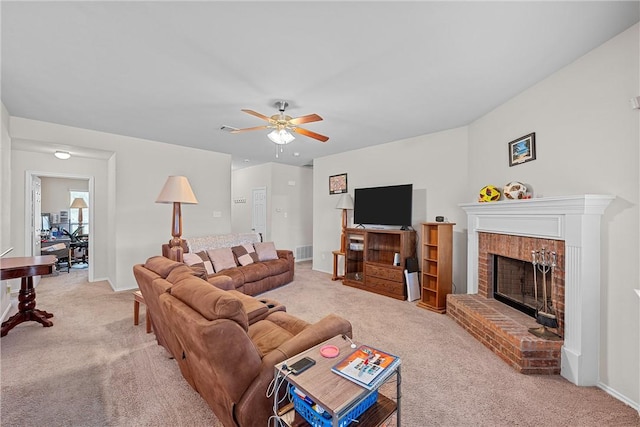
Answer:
[329, 173, 348, 195]
[508, 132, 536, 166]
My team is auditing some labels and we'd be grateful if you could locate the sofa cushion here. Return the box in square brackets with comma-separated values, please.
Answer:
[248, 319, 295, 357]
[166, 264, 208, 283]
[144, 256, 185, 279]
[240, 263, 270, 283]
[183, 251, 214, 275]
[207, 275, 235, 291]
[262, 258, 290, 276]
[207, 248, 237, 273]
[169, 276, 248, 330]
[254, 242, 278, 261]
[210, 268, 245, 289]
[231, 244, 259, 266]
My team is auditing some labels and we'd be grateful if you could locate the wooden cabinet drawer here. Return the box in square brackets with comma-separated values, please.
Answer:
[366, 275, 405, 297]
[365, 263, 404, 282]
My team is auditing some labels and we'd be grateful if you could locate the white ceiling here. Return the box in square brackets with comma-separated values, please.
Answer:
[2, 1, 638, 170]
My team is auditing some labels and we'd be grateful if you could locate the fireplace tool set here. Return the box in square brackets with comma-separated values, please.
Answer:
[529, 249, 561, 340]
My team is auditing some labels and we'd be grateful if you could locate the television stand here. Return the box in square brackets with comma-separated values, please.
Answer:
[342, 228, 416, 300]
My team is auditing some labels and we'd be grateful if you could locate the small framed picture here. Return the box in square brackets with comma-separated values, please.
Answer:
[329, 173, 348, 195]
[508, 133, 536, 166]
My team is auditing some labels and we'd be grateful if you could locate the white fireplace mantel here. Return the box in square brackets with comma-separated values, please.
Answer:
[460, 194, 615, 387]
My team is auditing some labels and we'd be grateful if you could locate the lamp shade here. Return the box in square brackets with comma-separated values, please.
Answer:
[70, 197, 88, 209]
[335, 193, 354, 210]
[156, 176, 198, 204]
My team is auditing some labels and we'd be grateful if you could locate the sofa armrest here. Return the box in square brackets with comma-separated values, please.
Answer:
[276, 249, 295, 283]
[235, 314, 352, 427]
[264, 313, 352, 364]
[207, 275, 234, 291]
[161, 240, 189, 262]
[276, 249, 293, 262]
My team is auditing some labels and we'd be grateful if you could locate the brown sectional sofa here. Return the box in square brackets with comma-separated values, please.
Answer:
[133, 255, 353, 427]
[162, 232, 294, 296]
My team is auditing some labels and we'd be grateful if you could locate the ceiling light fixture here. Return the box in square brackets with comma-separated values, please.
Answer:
[54, 151, 71, 160]
[267, 128, 295, 145]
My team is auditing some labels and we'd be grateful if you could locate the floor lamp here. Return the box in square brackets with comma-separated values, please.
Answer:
[70, 197, 88, 235]
[156, 176, 198, 262]
[335, 193, 354, 253]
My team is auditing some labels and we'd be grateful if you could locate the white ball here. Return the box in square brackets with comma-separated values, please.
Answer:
[503, 181, 527, 199]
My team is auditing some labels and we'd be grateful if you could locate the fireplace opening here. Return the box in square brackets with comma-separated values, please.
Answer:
[492, 255, 552, 318]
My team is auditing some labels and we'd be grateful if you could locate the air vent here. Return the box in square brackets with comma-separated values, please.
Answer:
[295, 245, 313, 261]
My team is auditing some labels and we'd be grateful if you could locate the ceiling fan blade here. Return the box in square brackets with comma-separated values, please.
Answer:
[230, 125, 269, 133]
[288, 113, 323, 125]
[241, 109, 271, 122]
[292, 127, 329, 142]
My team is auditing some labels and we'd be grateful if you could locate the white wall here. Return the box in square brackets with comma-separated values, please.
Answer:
[311, 22, 639, 409]
[9, 117, 232, 291]
[467, 24, 639, 407]
[41, 177, 89, 223]
[232, 162, 313, 252]
[313, 126, 469, 292]
[1, 103, 12, 318]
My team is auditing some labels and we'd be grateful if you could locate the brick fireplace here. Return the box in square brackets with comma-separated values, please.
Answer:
[478, 232, 566, 337]
[456, 195, 614, 386]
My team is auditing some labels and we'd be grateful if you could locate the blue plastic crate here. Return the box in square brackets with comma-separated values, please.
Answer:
[291, 387, 378, 427]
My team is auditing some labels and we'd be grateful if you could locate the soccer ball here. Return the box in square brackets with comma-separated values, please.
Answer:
[478, 185, 501, 202]
[503, 181, 528, 199]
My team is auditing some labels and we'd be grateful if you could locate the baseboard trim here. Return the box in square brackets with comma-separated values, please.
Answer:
[598, 381, 639, 412]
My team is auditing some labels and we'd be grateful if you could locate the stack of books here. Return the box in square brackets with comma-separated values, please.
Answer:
[331, 345, 400, 390]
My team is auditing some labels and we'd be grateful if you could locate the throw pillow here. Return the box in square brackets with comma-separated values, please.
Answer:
[254, 241, 278, 261]
[231, 244, 260, 266]
[207, 247, 238, 273]
[183, 251, 214, 275]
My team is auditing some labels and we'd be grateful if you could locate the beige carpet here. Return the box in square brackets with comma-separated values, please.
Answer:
[1, 262, 638, 426]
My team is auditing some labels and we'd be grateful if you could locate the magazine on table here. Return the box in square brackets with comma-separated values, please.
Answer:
[331, 345, 400, 390]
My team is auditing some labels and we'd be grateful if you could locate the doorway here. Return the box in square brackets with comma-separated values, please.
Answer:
[25, 171, 95, 282]
[252, 187, 267, 239]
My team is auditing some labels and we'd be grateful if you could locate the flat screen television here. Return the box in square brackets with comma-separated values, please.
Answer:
[354, 184, 413, 228]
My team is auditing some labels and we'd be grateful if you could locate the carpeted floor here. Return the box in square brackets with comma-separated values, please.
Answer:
[1, 262, 638, 426]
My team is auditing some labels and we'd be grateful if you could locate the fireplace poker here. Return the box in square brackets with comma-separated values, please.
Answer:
[529, 249, 561, 340]
[537, 250, 558, 329]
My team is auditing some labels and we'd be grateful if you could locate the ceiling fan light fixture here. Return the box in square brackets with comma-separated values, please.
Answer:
[268, 129, 295, 145]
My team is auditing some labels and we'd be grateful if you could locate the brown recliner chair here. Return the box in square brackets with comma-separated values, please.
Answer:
[159, 274, 353, 427]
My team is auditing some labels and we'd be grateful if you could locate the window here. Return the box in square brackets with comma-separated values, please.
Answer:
[69, 191, 89, 235]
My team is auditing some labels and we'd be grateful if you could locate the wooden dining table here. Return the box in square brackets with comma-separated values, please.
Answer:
[1, 255, 56, 337]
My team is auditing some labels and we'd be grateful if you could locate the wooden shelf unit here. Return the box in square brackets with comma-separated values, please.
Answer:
[343, 228, 416, 300]
[417, 222, 455, 313]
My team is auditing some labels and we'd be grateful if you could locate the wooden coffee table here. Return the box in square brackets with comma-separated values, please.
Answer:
[274, 335, 401, 427]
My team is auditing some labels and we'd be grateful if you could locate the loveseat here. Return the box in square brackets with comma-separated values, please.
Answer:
[133, 255, 352, 427]
[162, 232, 294, 296]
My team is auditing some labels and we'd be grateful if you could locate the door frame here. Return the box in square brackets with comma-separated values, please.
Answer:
[25, 170, 95, 282]
[252, 186, 267, 240]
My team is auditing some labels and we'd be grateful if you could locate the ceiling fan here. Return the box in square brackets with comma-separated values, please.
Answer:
[231, 101, 329, 143]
